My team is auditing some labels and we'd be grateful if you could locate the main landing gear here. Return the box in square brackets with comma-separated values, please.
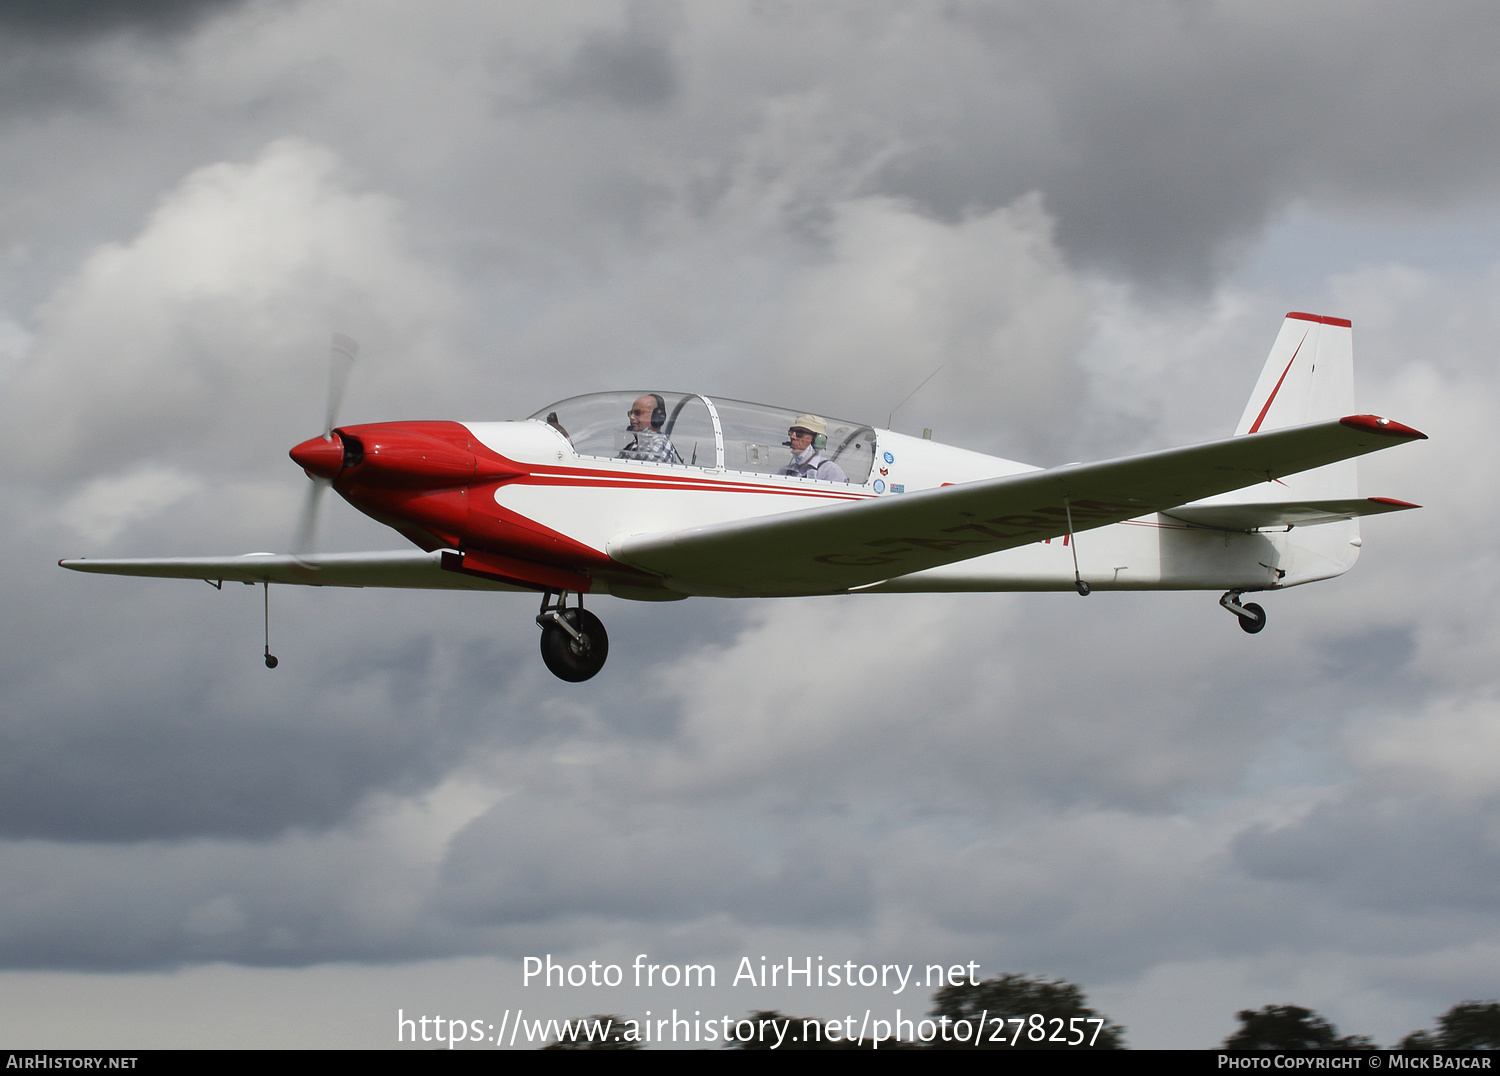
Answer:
[537, 591, 609, 681]
[1219, 590, 1267, 634]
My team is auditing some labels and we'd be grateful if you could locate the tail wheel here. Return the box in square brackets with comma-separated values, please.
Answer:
[540, 608, 609, 681]
[1237, 602, 1267, 634]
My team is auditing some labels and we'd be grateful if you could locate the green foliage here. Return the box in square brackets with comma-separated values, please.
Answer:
[1400, 1001, 1500, 1050]
[541, 1014, 640, 1050]
[1223, 1005, 1376, 1050]
[927, 973, 1126, 1049]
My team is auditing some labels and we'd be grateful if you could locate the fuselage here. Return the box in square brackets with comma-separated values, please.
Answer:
[291, 390, 1351, 601]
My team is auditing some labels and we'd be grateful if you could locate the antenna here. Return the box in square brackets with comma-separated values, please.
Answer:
[886, 365, 944, 429]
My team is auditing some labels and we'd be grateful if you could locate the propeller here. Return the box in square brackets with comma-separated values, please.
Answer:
[293, 333, 359, 556]
[323, 332, 358, 438]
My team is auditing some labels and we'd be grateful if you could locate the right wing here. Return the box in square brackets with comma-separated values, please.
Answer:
[610, 415, 1427, 597]
[58, 550, 529, 591]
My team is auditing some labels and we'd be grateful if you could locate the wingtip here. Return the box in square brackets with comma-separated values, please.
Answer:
[1339, 414, 1427, 439]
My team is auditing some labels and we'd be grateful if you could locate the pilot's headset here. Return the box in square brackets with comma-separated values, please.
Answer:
[628, 394, 669, 431]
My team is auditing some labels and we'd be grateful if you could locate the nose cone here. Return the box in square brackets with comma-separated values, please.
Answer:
[290, 434, 344, 480]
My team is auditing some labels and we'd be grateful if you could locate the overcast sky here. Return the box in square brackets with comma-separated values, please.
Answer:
[0, 0, 1494, 1049]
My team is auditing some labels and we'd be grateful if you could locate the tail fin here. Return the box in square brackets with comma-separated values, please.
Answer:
[1233, 312, 1356, 500]
[1173, 313, 1417, 589]
[1235, 312, 1353, 435]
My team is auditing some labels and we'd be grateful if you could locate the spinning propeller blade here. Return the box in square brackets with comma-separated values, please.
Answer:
[324, 332, 358, 438]
[292, 477, 329, 556]
[294, 333, 359, 555]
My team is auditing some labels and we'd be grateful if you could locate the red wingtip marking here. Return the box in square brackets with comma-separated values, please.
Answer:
[1339, 415, 1427, 439]
[1368, 497, 1422, 508]
[1286, 311, 1353, 328]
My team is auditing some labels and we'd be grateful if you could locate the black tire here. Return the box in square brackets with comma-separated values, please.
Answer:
[1237, 602, 1266, 634]
[539, 609, 609, 682]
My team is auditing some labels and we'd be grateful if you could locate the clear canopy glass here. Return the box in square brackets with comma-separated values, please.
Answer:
[529, 392, 875, 484]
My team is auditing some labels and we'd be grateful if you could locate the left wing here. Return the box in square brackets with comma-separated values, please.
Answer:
[610, 415, 1426, 597]
[59, 550, 528, 591]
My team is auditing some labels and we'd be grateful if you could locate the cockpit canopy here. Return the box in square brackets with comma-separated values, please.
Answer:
[528, 392, 876, 484]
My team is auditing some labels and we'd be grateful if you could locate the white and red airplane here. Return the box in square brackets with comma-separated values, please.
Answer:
[61, 313, 1425, 681]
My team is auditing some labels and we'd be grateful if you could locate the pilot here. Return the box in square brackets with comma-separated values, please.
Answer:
[782, 414, 847, 482]
[618, 393, 684, 464]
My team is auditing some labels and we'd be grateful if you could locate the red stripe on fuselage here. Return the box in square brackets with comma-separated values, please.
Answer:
[515, 471, 869, 500]
[343, 420, 880, 577]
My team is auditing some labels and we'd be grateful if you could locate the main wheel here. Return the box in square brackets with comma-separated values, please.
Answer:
[1237, 601, 1266, 634]
[539, 609, 609, 681]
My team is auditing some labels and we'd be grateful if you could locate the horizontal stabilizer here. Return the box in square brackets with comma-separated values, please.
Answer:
[1164, 497, 1420, 531]
[58, 550, 528, 591]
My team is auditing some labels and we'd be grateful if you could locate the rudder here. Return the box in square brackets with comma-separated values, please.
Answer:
[1235, 312, 1353, 435]
[1233, 312, 1356, 501]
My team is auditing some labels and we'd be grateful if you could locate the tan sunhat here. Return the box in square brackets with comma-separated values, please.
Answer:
[790, 414, 827, 436]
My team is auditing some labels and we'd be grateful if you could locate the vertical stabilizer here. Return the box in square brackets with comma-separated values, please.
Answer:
[1232, 312, 1357, 501]
[1235, 312, 1353, 435]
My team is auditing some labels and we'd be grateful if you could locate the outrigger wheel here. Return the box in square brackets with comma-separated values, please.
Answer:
[537, 594, 609, 681]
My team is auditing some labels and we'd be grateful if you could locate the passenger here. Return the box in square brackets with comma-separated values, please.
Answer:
[618, 393, 684, 464]
[782, 414, 848, 482]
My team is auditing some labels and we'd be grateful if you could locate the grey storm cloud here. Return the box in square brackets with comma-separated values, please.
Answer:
[0, 626, 528, 842]
[438, 797, 873, 930]
[0, 0, 246, 39]
[866, 2, 1500, 281]
[532, 3, 679, 110]
[1234, 792, 1500, 915]
[0, 0, 250, 118]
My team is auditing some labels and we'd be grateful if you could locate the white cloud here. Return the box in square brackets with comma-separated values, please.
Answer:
[769, 194, 1089, 455]
[2, 138, 456, 482]
[1347, 695, 1500, 800]
[58, 464, 203, 544]
[0, 313, 33, 386]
